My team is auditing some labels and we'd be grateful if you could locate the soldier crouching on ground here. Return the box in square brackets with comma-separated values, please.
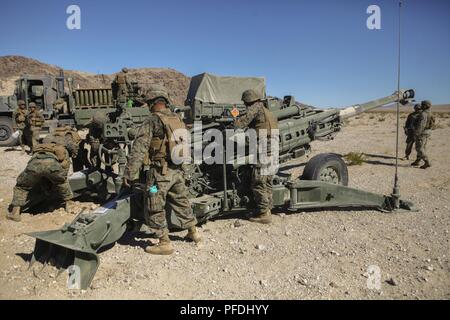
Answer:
[403, 103, 421, 160]
[6, 132, 81, 222]
[123, 84, 201, 255]
[13, 100, 28, 153]
[234, 89, 279, 224]
[411, 100, 434, 169]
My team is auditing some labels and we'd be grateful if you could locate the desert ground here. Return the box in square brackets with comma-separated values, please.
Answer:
[0, 112, 449, 300]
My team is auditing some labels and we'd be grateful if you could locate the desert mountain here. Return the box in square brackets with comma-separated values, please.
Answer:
[0, 55, 190, 105]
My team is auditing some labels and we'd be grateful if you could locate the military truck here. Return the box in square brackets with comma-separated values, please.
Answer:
[0, 71, 149, 146]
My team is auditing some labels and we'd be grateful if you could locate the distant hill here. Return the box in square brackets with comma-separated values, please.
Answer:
[0, 55, 190, 105]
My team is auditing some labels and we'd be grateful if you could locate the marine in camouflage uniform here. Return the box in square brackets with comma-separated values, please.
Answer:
[234, 89, 279, 224]
[403, 104, 421, 160]
[123, 84, 201, 255]
[25, 102, 45, 151]
[411, 100, 434, 169]
[53, 98, 68, 115]
[112, 67, 132, 104]
[47, 125, 84, 172]
[6, 136, 77, 222]
[86, 112, 108, 169]
[13, 100, 28, 152]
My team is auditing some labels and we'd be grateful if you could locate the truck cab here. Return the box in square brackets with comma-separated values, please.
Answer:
[0, 73, 66, 146]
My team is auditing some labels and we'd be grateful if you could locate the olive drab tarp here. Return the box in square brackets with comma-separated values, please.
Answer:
[186, 73, 266, 105]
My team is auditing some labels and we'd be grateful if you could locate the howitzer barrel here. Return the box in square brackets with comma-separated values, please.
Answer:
[339, 89, 415, 119]
[272, 105, 304, 120]
[273, 89, 414, 121]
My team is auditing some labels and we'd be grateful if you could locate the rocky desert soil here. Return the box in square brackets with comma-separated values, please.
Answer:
[0, 112, 449, 300]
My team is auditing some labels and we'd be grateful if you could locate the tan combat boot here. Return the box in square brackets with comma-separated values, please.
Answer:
[249, 210, 272, 224]
[411, 159, 421, 166]
[185, 226, 202, 243]
[145, 233, 174, 255]
[6, 206, 21, 222]
[420, 161, 431, 169]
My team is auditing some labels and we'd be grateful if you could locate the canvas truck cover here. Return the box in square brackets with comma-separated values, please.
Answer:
[186, 73, 266, 105]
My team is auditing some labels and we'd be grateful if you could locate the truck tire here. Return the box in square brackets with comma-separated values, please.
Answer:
[0, 117, 15, 147]
[302, 153, 348, 186]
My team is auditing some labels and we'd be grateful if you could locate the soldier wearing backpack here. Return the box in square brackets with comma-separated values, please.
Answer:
[411, 100, 435, 169]
[6, 137, 78, 222]
[123, 85, 201, 255]
[25, 102, 45, 151]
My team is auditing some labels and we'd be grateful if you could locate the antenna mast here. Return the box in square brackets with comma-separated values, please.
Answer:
[392, 0, 402, 209]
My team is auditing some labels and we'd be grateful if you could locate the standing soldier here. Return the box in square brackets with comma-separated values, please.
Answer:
[123, 84, 201, 255]
[86, 112, 109, 169]
[26, 102, 45, 151]
[234, 89, 279, 224]
[403, 103, 421, 160]
[112, 67, 132, 104]
[13, 100, 28, 153]
[411, 100, 434, 169]
[6, 137, 78, 222]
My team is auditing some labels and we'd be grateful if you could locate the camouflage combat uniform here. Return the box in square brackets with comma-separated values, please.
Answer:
[25, 104, 45, 151]
[13, 101, 28, 151]
[123, 84, 200, 255]
[124, 108, 197, 237]
[403, 105, 421, 159]
[112, 68, 131, 104]
[9, 142, 73, 217]
[85, 112, 109, 169]
[234, 90, 279, 222]
[45, 126, 84, 172]
[413, 101, 434, 169]
[53, 98, 68, 114]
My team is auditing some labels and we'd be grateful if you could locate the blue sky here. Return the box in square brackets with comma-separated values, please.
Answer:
[0, 0, 449, 106]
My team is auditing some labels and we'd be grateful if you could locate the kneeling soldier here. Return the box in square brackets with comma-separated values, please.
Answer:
[7, 136, 77, 222]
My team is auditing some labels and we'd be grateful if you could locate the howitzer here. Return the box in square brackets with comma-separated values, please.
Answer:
[77, 112, 137, 198]
[26, 73, 417, 289]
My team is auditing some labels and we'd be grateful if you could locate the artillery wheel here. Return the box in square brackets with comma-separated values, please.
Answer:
[302, 153, 348, 186]
[0, 117, 15, 147]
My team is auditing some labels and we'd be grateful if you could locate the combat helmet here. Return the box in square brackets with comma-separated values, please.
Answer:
[242, 89, 261, 105]
[18, 100, 25, 106]
[91, 111, 109, 126]
[144, 84, 170, 104]
[122, 67, 129, 73]
[421, 100, 432, 110]
[413, 103, 421, 111]
[29, 102, 36, 108]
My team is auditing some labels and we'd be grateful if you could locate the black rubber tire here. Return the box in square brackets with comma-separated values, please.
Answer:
[302, 153, 349, 186]
[0, 117, 15, 147]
